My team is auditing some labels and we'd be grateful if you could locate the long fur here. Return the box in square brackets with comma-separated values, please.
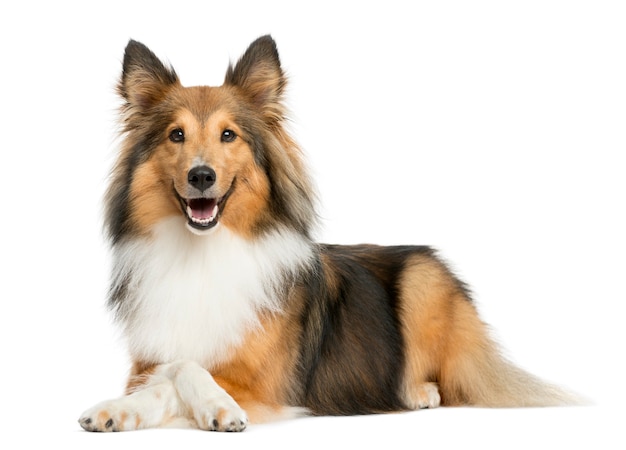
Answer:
[79, 35, 580, 433]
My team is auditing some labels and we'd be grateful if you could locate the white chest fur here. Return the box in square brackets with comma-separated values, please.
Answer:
[112, 218, 312, 367]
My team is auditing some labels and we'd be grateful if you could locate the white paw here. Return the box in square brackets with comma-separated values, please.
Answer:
[406, 382, 441, 410]
[416, 382, 441, 409]
[192, 395, 248, 432]
[78, 399, 141, 432]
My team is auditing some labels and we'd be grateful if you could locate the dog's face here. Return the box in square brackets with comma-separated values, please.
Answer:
[108, 37, 313, 240]
[165, 103, 261, 234]
[128, 86, 270, 237]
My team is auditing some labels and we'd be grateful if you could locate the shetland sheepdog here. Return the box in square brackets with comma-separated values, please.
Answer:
[79, 35, 578, 432]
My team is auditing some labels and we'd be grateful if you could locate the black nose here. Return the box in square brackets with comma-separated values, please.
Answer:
[187, 165, 216, 192]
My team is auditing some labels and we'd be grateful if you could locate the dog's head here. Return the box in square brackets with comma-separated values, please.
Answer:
[107, 36, 315, 242]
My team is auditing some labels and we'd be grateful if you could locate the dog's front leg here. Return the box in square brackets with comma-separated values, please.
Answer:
[79, 360, 248, 432]
[78, 366, 185, 432]
[163, 360, 248, 431]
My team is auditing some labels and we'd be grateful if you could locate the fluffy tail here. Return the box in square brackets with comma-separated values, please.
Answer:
[439, 300, 584, 407]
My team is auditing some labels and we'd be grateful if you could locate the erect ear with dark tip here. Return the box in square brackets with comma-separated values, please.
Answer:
[224, 35, 286, 122]
[118, 39, 179, 110]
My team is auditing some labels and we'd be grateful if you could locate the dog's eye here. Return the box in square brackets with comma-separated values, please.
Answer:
[169, 128, 185, 143]
[221, 129, 237, 143]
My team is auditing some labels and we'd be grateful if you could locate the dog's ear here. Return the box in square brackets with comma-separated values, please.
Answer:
[118, 40, 179, 110]
[224, 35, 286, 122]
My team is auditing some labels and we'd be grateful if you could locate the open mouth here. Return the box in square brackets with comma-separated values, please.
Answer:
[185, 197, 221, 230]
[175, 183, 234, 232]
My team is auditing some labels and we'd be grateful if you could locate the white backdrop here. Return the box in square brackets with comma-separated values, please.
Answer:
[1, 1, 624, 448]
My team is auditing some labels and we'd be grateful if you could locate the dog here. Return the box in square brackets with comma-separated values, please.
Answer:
[79, 35, 577, 432]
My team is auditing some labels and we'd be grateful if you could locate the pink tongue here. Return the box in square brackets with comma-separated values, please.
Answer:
[190, 198, 217, 219]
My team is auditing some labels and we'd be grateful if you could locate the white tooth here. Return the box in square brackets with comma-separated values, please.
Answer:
[186, 203, 219, 226]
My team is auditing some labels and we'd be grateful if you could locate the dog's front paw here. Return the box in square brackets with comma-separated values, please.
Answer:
[78, 399, 140, 432]
[192, 395, 248, 432]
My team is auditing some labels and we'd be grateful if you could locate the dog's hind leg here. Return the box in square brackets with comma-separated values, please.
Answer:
[396, 253, 463, 410]
[396, 253, 579, 408]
